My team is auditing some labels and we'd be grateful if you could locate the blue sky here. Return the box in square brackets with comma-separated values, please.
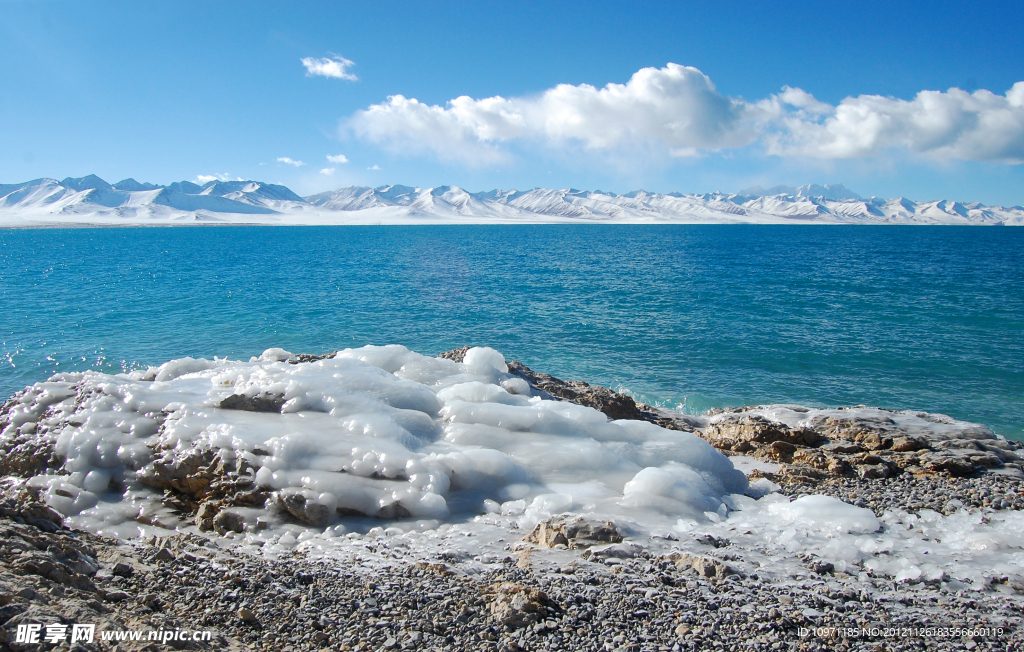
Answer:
[2, 0, 1022, 204]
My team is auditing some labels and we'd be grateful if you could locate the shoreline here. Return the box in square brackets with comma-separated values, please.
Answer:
[2, 218, 1021, 230]
[1, 348, 1022, 650]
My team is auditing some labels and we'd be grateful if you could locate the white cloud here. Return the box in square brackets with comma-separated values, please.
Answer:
[195, 173, 241, 183]
[277, 157, 306, 167]
[301, 55, 357, 81]
[326, 154, 349, 164]
[762, 82, 1024, 162]
[346, 63, 1024, 165]
[368, 164, 381, 170]
[348, 64, 752, 164]
[319, 167, 335, 176]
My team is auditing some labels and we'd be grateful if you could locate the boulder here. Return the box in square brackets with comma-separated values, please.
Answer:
[665, 552, 735, 578]
[704, 414, 822, 449]
[218, 392, 285, 413]
[269, 489, 331, 527]
[485, 582, 558, 629]
[522, 515, 623, 550]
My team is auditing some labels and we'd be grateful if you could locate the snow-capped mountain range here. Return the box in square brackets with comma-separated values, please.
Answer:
[1, 176, 1021, 226]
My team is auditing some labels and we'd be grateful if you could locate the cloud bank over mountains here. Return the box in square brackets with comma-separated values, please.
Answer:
[347, 63, 1024, 165]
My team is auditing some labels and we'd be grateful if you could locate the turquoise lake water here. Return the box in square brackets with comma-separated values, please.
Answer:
[1, 225, 1021, 439]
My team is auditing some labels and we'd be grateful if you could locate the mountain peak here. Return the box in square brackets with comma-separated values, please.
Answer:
[61, 175, 112, 192]
[740, 183, 862, 201]
[112, 178, 160, 192]
[2, 177, 1021, 225]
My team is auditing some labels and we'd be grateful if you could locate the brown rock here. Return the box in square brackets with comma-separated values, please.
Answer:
[522, 515, 623, 550]
[778, 463, 826, 483]
[214, 509, 246, 534]
[767, 440, 797, 462]
[502, 360, 646, 421]
[195, 500, 220, 531]
[858, 463, 891, 479]
[890, 437, 927, 452]
[792, 448, 829, 469]
[666, 553, 735, 578]
[922, 454, 976, 477]
[270, 490, 331, 526]
[704, 415, 818, 449]
[218, 392, 285, 413]
[485, 582, 557, 629]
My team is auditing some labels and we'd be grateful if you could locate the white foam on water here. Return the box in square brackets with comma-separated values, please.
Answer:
[6, 345, 1024, 591]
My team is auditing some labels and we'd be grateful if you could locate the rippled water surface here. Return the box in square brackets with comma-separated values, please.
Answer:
[2, 225, 1022, 438]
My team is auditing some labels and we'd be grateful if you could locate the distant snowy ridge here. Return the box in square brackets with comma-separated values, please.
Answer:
[2, 176, 1022, 226]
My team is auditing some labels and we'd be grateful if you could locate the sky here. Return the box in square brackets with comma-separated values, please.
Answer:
[1, 0, 1023, 204]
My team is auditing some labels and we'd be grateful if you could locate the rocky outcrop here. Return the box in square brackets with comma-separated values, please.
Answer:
[137, 447, 267, 531]
[478, 354, 1024, 484]
[0, 483, 64, 533]
[506, 361, 647, 421]
[702, 407, 1023, 483]
[521, 515, 623, 550]
[702, 414, 822, 450]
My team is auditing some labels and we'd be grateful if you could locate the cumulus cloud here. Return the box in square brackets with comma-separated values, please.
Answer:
[349, 63, 753, 164]
[319, 167, 335, 176]
[368, 164, 381, 170]
[326, 154, 349, 164]
[346, 64, 1024, 165]
[762, 82, 1024, 162]
[277, 157, 305, 167]
[301, 55, 357, 81]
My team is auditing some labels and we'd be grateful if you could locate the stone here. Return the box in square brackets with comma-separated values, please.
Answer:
[583, 543, 645, 560]
[270, 489, 331, 526]
[704, 414, 821, 449]
[0, 485, 64, 532]
[665, 553, 735, 578]
[522, 515, 623, 550]
[766, 440, 798, 462]
[890, 437, 927, 452]
[922, 455, 976, 477]
[502, 360, 646, 421]
[486, 583, 557, 629]
[195, 500, 220, 531]
[238, 607, 257, 622]
[858, 463, 891, 480]
[214, 509, 246, 534]
[218, 392, 286, 413]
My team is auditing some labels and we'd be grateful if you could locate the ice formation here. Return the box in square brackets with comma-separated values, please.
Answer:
[5, 345, 1024, 591]
[11, 345, 746, 538]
